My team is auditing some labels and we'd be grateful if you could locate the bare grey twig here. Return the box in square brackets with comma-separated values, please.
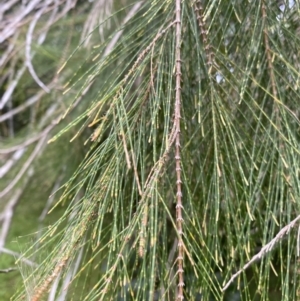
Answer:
[0, 124, 52, 199]
[0, 247, 37, 267]
[0, 0, 42, 43]
[0, 129, 50, 155]
[25, 5, 50, 93]
[0, 163, 35, 250]
[0, 188, 24, 249]
[0, 148, 26, 178]
[0, 268, 17, 273]
[0, 64, 27, 110]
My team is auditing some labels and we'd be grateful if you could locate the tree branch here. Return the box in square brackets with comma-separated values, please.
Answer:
[174, 0, 184, 299]
[222, 214, 300, 291]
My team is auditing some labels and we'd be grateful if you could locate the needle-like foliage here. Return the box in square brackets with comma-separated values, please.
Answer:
[2, 0, 300, 300]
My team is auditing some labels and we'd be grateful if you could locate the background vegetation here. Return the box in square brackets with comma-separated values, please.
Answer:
[0, 0, 300, 300]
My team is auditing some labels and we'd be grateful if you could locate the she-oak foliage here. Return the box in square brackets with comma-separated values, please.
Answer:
[2, 0, 300, 300]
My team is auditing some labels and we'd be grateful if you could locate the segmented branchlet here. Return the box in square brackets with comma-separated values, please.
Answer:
[175, 0, 184, 299]
[297, 254, 300, 299]
[91, 22, 175, 142]
[193, 0, 215, 75]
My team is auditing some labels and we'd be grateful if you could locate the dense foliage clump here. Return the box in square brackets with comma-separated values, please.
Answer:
[1, 1, 300, 300]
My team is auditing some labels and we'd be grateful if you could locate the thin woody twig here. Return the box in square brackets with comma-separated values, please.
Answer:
[222, 214, 300, 291]
[0, 0, 42, 43]
[0, 188, 24, 249]
[0, 148, 26, 178]
[0, 85, 52, 123]
[0, 247, 37, 267]
[0, 268, 17, 273]
[0, 123, 53, 199]
[25, 5, 50, 93]
[0, 64, 27, 110]
[174, 0, 184, 299]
